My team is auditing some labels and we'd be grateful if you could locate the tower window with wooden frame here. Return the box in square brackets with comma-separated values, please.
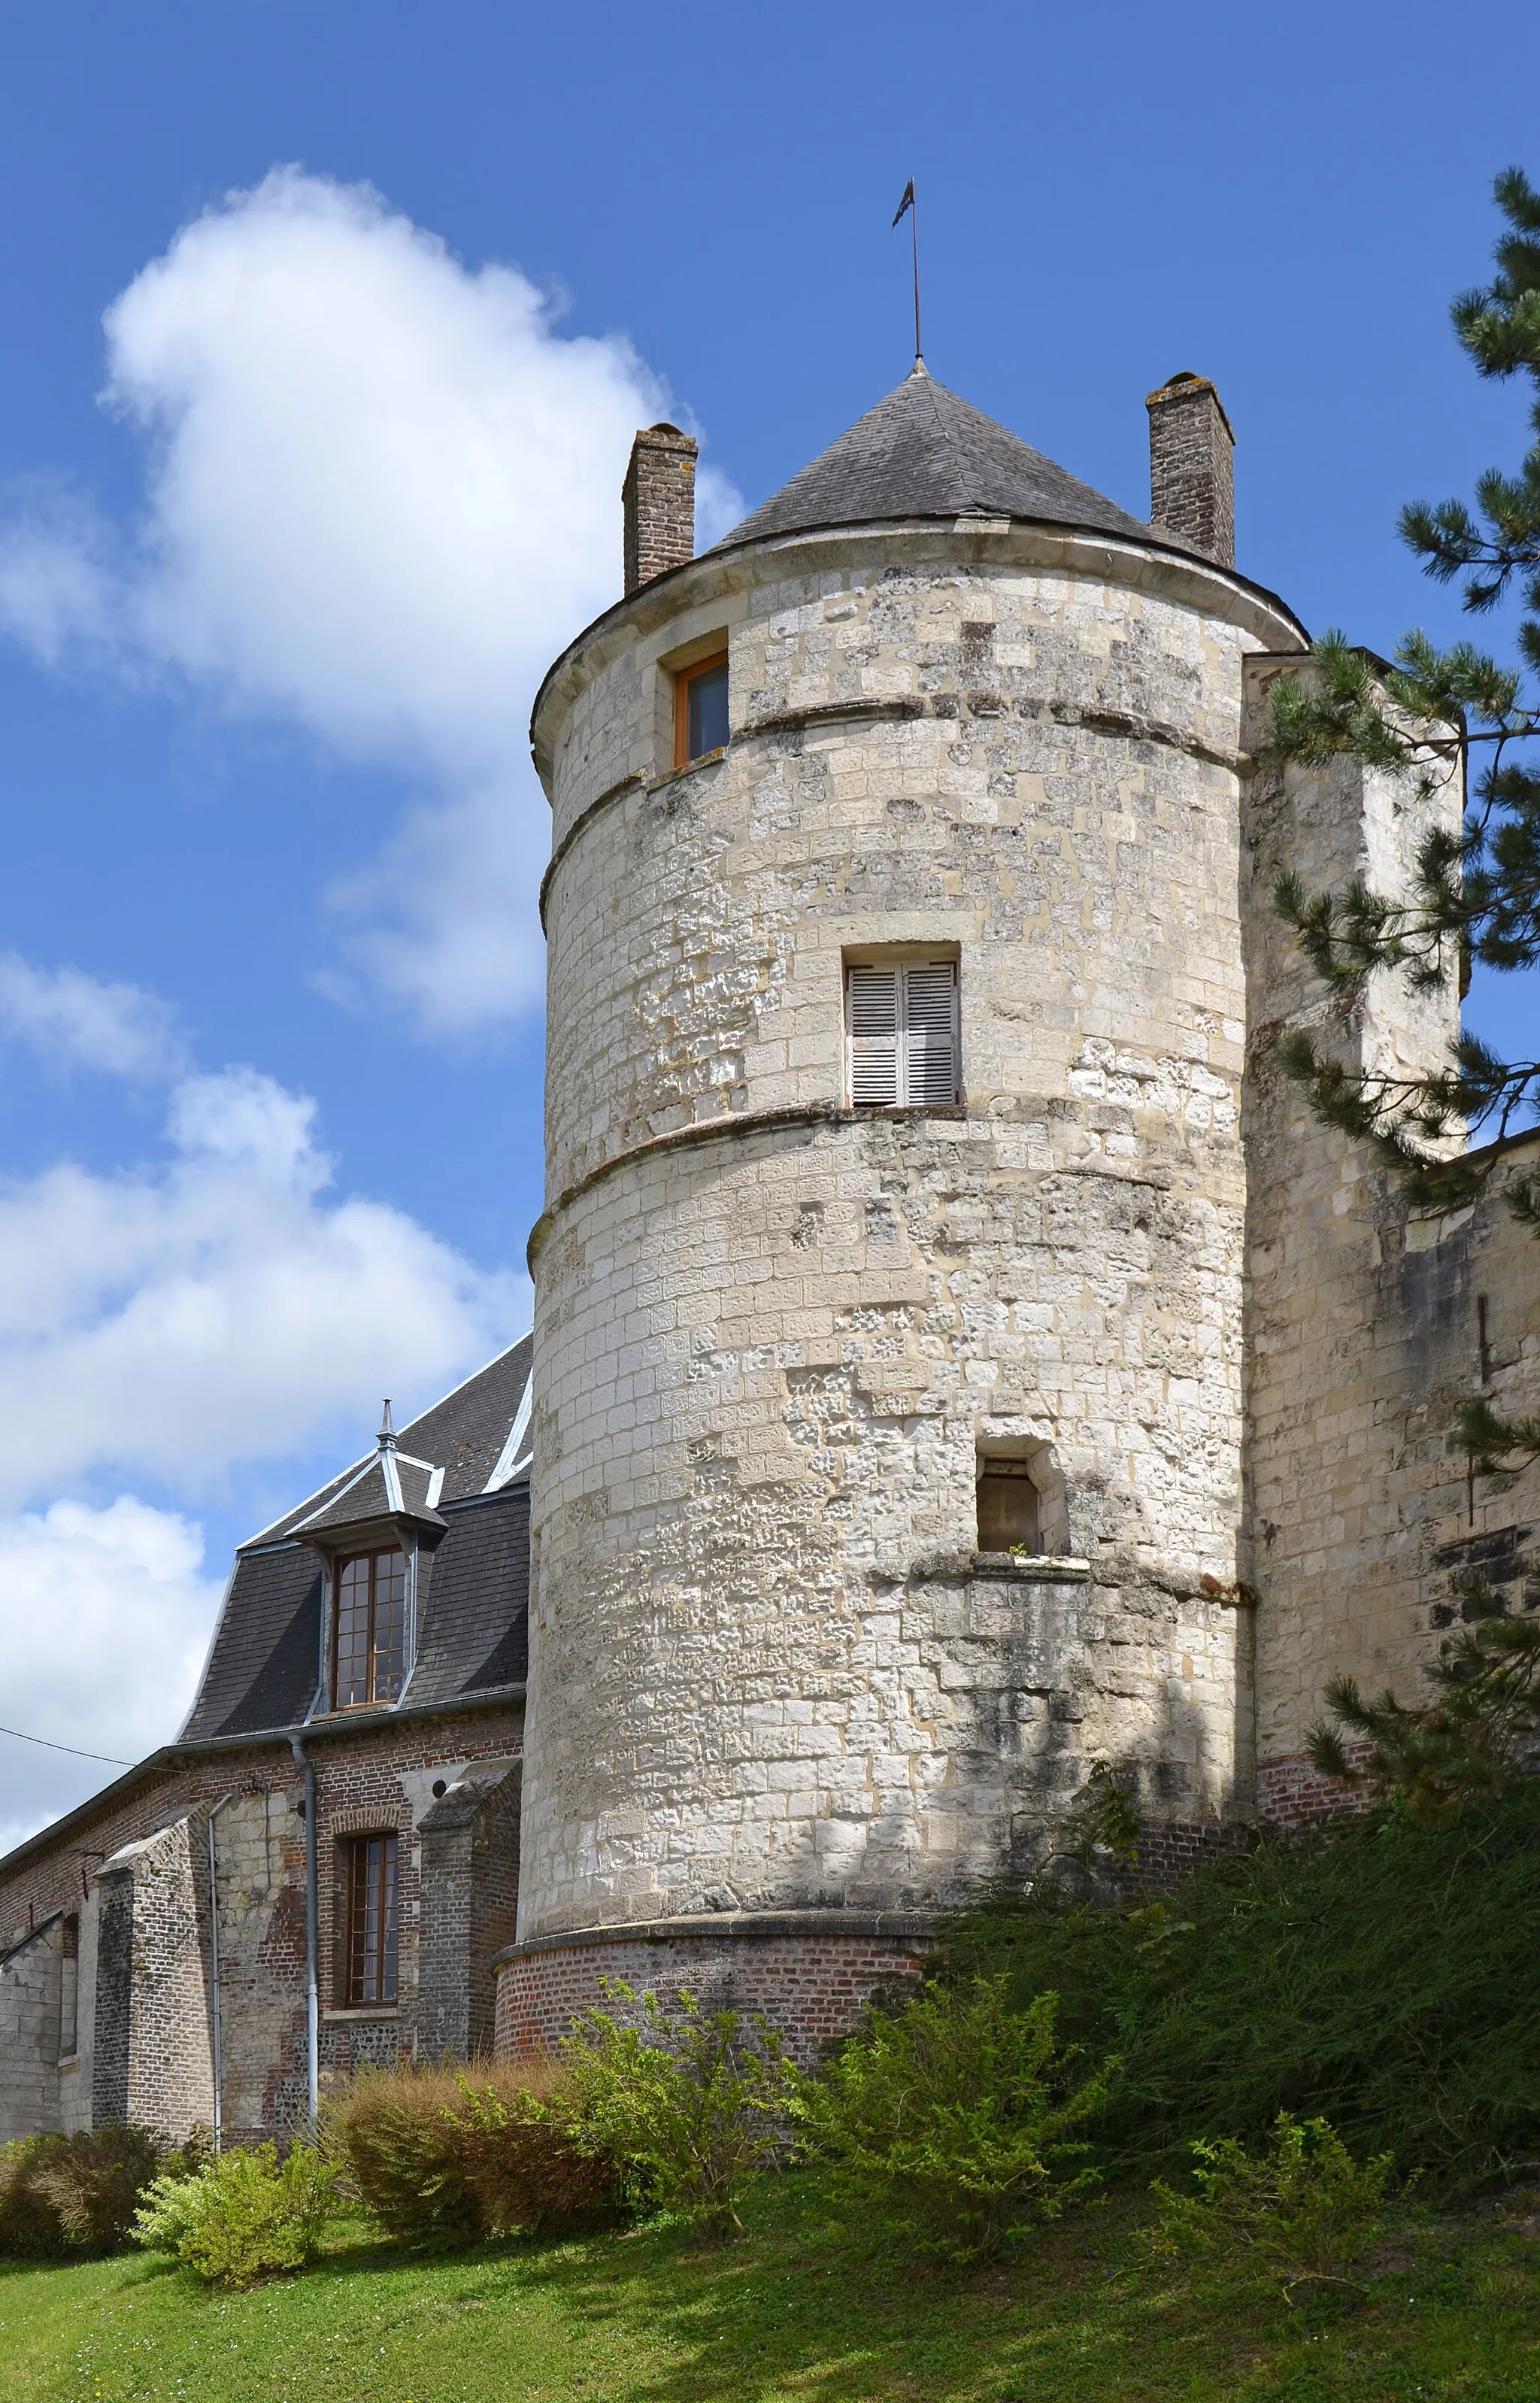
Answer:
[341, 1832, 399, 2007]
[845, 957, 960, 1108]
[332, 1548, 408, 1709]
[673, 650, 729, 769]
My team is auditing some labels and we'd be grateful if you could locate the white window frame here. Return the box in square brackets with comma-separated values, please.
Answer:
[844, 957, 961, 1109]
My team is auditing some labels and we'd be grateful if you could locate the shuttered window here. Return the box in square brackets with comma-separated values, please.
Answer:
[846, 960, 959, 1107]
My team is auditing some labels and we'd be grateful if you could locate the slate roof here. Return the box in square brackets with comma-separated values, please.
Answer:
[719, 363, 1151, 551]
[178, 1338, 534, 1744]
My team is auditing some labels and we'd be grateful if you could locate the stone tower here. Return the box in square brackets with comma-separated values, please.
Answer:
[504, 363, 1311, 2043]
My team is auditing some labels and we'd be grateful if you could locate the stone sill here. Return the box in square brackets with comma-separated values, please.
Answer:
[969, 1553, 1092, 1583]
[322, 2007, 399, 2023]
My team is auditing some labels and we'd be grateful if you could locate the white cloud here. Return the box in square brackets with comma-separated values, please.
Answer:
[0, 1063, 528, 1506]
[0, 169, 743, 1033]
[0, 1497, 221, 1853]
[0, 952, 186, 1079]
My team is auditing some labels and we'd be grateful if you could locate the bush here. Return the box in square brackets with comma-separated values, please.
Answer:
[947, 1780, 1540, 2189]
[326, 2054, 617, 2250]
[133, 2142, 336, 2289]
[793, 1977, 1114, 2262]
[1150, 2111, 1397, 2304]
[326, 2062, 479, 2248]
[553, 1982, 792, 2244]
[0, 2125, 181, 2259]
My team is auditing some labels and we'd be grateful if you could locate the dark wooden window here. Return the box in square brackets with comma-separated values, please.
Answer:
[343, 1832, 399, 2006]
[847, 960, 959, 1107]
[674, 650, 729, 769]
[332, 1549, 408, 1708]
[977, 1461, 1041, 1554]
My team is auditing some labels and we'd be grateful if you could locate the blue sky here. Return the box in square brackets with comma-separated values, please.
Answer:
[1, 0, 1535, 1843]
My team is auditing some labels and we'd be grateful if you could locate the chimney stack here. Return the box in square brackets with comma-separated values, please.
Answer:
[1146, 372, 1234, 568]
[622, 423, 698, 594]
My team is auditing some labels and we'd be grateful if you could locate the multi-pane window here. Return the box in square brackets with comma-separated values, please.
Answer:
[674, 650, 729, 769]
[846, 960, 960, 1108]
[343, 1832, 399, 2006]
[332, 1549, 408, 1708]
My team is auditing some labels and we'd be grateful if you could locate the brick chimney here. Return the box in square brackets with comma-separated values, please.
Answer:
[1146, 373, 1235, 568]
[622, 423, 698, 594]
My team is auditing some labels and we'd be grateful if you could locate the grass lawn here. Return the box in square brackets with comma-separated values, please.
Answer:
[2, 2178, 1536, 2403]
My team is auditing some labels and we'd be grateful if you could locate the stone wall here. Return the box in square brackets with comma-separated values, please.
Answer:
[1235, 654, 1534, 1810]
[92, 1819, 216, 2141]
[418, 1762, 522, 2061]
[0, 1912, 65, 2137]
[523, 522, 1306, 1949]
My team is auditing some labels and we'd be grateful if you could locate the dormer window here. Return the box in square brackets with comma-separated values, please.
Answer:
[333, 1548, 408, 1708]
[675, 650, 729, 769]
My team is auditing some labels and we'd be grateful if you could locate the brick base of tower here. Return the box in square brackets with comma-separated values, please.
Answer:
[493, 1913, 937, 2067]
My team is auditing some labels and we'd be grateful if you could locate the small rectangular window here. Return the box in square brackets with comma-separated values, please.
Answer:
[977, 1461, 1041, 1554]
[674, 650, 729, 769]
[332, 1549, 408, 1708]
[343, 1832, 399, 2006]
[846, 959, 959, 1108]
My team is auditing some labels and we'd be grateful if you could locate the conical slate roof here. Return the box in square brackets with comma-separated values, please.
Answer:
[720, 363, 1150, 550]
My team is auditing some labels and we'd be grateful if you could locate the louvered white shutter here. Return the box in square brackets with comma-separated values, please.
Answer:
[902, 963, 959, 1106]
[847, 966, 900, 1104]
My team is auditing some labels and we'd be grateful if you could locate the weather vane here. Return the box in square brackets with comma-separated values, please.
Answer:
[893, 178, 922, 369]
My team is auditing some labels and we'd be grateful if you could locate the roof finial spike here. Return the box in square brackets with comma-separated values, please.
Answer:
[892, 177, 923, 375]
[377, 1399, 396, 1452]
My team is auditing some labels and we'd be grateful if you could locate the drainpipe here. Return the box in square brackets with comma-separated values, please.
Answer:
[288, 1731, 320, 2138]
[206, 1791, 237, 2153]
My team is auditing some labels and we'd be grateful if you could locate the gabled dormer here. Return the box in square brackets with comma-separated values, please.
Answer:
[291, 1403, 449, 1713]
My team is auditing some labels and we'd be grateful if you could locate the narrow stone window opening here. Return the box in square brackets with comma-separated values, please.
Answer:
[673, 648, 729, 769]
[977, 1459, 1041, 1554]
[59, 1913, 79, 2061]
[341, 1831, 399, 2006]
[846, 957, 960, 1107]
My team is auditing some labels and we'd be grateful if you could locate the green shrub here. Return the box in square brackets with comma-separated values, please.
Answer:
[132, 2142, 335, 2289]
[1150, 2111, 1397, 2304]
[553, 1981, 791, 2244]
[0, 2125, 180, 2258]
[326, 2053, 615, 2250]
[326, 2062, 479, 2248]
[447, 2074, 620, 2238]
[947, 1780, 1540, 2189]
[793, 1977, 1114, 2262]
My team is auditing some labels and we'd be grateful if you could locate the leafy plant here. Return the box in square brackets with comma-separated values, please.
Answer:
[1150, 2111, 1397, 2304]
[793, 1977, 1114, 2262]
[447, 2068, 620, 2237]
[132, 2141, 336, 2289]
[0, 2125, 181, 2259]
[324, 2061, 480, 2249]
[325, 2053, 615, 2249]
[553, 1980, 791, 2244]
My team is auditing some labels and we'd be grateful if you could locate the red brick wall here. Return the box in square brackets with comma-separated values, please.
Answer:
[495, 1919, 934, 2068]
